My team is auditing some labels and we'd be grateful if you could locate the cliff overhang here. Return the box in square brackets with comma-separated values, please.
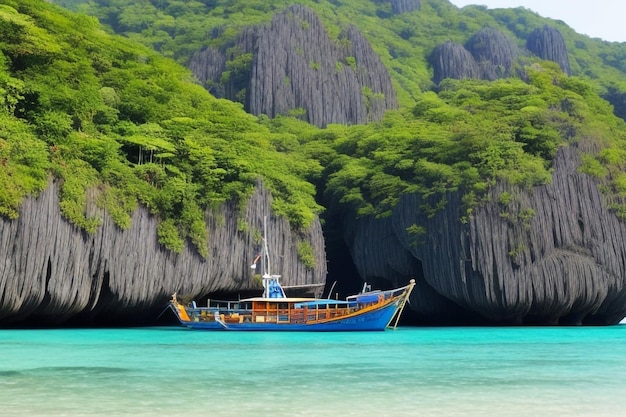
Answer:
[0, 182, 327, 326]
[347, 144, 626, 325]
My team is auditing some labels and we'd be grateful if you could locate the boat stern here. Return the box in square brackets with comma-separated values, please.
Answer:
[169, 293, 191, 324]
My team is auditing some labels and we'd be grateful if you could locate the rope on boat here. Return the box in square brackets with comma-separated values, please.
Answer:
[156, 304, 172, 320]
[389, 279, 415, 330]
[214, 312, 230, 330]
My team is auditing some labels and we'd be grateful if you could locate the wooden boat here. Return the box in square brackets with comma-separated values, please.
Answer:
[169, 278, 415, 331]
[169, 220, 415, 331]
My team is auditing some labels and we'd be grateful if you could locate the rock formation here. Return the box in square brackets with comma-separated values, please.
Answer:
[188, 5, 397, 128]
[390, 0, 421, 14]
[432, 25, 571, 84]
[431, 41, 480, 84]
[346, 144, 626, 325]
[527, 25, 571, 75]
[188, 46, 226, 97]
[0, 182, 326, 325]
[465, 27, 519, 80]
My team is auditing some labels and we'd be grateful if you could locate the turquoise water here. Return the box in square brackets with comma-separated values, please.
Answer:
[1, 326, 626, 416]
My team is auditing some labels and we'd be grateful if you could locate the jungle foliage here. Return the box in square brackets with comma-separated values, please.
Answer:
[3, 0, 626, 260]
[51, 0, 626, 217]
[54, 0, 626, 107]
[0, 0, 322, 256]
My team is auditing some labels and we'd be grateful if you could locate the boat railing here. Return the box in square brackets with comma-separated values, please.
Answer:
[182, 299, 255, 324]
[346, 282, 413, 306]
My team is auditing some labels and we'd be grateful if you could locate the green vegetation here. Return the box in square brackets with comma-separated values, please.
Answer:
[296, 240, 316, 269]
[318, 67, 626, 220]
[0, 0, 322, 256]
[4, 0, 626, 263]
[52, 0, 626, 109]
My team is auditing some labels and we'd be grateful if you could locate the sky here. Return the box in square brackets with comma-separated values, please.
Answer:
[448, 0, 626, 42]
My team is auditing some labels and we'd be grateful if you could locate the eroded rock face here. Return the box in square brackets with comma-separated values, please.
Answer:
[347, 145, 626, 325]
[432, 25, 571, 84]
[189, 5, 397, 128]
[431, 28, 519, 84]
[431, 41, 481, 84]
[526, 25, 571, 75]
[188, 46, 226, 97]
[390, 0, 421, 14]
[0, 183, 326, 325]
[465, 27, 519, 80]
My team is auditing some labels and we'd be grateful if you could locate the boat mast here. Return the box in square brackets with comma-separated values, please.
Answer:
[262, 216, 271, 278]
[258, 216, 286, 299]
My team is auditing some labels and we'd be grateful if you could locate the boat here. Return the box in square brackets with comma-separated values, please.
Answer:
[169, 220, 415, 331]
[169, 278, 415, 331]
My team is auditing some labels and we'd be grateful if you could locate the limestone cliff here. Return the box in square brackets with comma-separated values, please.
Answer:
[0, 182, 326, 325]
[431, 25, 570, 84]
[389, 0, 421, 14]
[431, 41, 480, 84]
[188, 5, 397, 128]
[527, 25, 571, 75]
[465, 28, 519, 80]
[346, 144, 626, 325]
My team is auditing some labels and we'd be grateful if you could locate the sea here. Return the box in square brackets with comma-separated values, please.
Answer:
[1, 325, 625, 417]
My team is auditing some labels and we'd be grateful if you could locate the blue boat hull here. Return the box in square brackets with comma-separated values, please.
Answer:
[179, 300, 401, 331]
